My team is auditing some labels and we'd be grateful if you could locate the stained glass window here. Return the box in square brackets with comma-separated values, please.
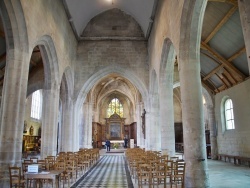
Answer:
[107, 98, 123, 117]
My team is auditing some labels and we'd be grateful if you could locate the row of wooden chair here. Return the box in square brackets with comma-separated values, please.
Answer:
[126, 148, 186, 188]
[9, 148, 100, 188]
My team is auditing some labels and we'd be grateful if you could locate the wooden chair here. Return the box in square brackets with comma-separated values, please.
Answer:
[37, 159, 46, 170]
[137, 164, 152, 188]
[170, 156, 179, 162]
[45, 157, 54, 170]
[9, 166, 25, 188]
[54, 161, 70, 188]
[151, 162, 167, 188]
[65, 159, 76, 183]
[165, 160, 174, 183]
[170, 161, 186, 188]
[30, 157, 38, 163]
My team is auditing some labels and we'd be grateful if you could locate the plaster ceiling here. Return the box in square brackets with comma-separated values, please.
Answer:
[62, 0, 157, 39]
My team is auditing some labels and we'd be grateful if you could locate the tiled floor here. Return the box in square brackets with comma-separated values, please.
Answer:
[72, 155, 133, 188]
[72, 150, 250, 188]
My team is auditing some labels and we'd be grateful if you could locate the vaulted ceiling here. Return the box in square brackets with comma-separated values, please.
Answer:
[0, 0, 248, 96]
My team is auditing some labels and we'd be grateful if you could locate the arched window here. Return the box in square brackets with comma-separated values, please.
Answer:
[107, 98, 123, 117]
[31, 90, 42, 120]
[224, 98, 235, 130]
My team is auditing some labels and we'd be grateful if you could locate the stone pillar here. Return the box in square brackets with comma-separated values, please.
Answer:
[87, 103, 93, 148]
[0, 50, 29, 187]
[78, 106, 84, 149]
[61, 99, 73, 152]
[73, 105, 80, 151]
[82, 102, 93, 148]
[207, 105, 218, 160]
[41, 87, 60, 159]
[238, 0, 250, 73]
[179, 59, 209, 187]
[146, 108, 161, 151]
[160, 78, 175, 157]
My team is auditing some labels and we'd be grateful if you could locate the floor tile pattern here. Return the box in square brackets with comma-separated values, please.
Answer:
[73, 155, 133, 188]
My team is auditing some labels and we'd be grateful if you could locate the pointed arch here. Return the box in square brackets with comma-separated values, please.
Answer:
[75, 65, 148, 110]
[34, 35, 60, 90]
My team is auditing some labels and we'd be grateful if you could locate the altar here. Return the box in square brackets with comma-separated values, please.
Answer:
[102, 140, 124, 149]
[105, 113, 126, 140]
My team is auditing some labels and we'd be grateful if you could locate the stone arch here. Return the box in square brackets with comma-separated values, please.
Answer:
[27, 82, 44, 97]
[0, 0, 28, 51]
[179, 0, 207, 62]
[75, 65, 148, 110]
[31, 35, 60, 157]
[60, 67, 74, 102]
[33, 35, 60, 90]
[74, 65, 148, 150]
[0, 1, 30, 186]
[159, 38, 176, 156]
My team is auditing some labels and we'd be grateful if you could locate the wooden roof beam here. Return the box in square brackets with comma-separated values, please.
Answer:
[202, 47, 246, 81]
[227, 47, 246, 62]
[204, 5, 238, 43]
[203, 64, 224, 81]
[201, 42, 246, 80]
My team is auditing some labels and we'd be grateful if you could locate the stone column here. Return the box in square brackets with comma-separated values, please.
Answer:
[73, 105, 80, 151]
[41, 86, 60, 159]
[0, 50, 29, 187]
[61, 99, 73, 152]
[146, 108, 161, 151]
[238, 0, 250, 73]
[160, 79, 175, 157]
[78, 106, 84, 149]
[87, 103, 93, 148]
[207, 105, 218, 160]
[83, 102, 93, 148]
[179, 59, 209, 187]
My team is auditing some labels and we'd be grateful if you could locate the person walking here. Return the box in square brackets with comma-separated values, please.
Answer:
[106, 139, 111, 152]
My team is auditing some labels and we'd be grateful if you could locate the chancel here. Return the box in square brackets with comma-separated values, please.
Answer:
[1, 0, 250, 187]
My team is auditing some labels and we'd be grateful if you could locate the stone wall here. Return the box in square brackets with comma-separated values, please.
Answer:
[215, 79, 250, 157]
[21, 0, 77, 73]
[75, 40, 148, 98]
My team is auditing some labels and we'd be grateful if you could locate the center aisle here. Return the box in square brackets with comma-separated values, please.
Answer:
[71, 155, 134, 188]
